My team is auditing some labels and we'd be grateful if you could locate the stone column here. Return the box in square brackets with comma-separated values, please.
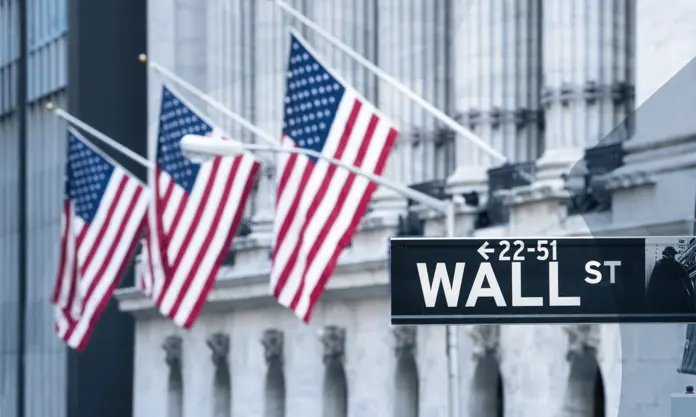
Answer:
[536, 0, 634, 185]
[448, 0, 544, 195]
[249, 0, 284, 235]
[173, 0, 208, 111]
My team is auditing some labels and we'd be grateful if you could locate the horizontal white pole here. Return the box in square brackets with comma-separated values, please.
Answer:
[148, 60, 280, 147]
[244, 143, 449, 212]
[52, 107, 153, 169]
[182, 134, 450, 212]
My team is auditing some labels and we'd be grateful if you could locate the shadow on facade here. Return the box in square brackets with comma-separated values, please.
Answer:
[323, 359, 348, 417]
[563, 355, 605, 417]
[394, 350, 419, 417]
[208, 333, 231, 417]
[470, 355, 504, 417]
[262, 328, 286, 417]
[167, 366, 183, 417]
[265, 359, 286, 417]
[213, 365, 231, 417]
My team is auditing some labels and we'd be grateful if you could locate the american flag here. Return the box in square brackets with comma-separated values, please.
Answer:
[52, 129, 148, 350]
[270, 34, 399, 322]
[140, 87, 261, 328]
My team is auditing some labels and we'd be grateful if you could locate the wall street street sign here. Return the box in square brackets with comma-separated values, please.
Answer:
[390, 237, 696, 325]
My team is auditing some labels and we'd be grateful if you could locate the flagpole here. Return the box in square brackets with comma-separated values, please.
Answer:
[139, 54, 280, 147]
[183, 136, 450, 213]
[46, 103, 153, 169]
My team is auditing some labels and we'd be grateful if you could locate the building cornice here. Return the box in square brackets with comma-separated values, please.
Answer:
[604, 133, 696, 191]
[500, 183, 571, 207]
[115, 257, 389, 319]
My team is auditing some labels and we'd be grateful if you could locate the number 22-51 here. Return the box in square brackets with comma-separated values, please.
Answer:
[498, 239, 557, 261]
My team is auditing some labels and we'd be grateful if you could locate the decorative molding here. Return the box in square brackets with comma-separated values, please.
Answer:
[162, 335, 183, 370]
[501, 183, 571, 207]
[115, 256, 391, 317]
[392, 325, 417, 358]
[459, 108, 543, 129]
[468, 325, 500, 360]
[602, 170, 655, 191]
[564, 324, 600, 361]
[261, 328, 284, 365]
[513, 108, 544, 129]
[320, 325, 346, 364]
[206, 332, 230, 369]
[541, 82, 635, 107]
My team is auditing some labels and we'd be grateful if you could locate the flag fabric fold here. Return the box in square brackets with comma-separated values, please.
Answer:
[270, 33, 399, 322]
[139, 86, 261, 328]
[52, 128, 148, 350]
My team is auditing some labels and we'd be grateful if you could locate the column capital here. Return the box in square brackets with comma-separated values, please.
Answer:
[162, 335, 183, 370]
[564, 324, 600, 361]
[261, 328, 284, 365]
[468, 324, 500, 360]
[392, 325, 417, 358]
[206, 332, 230, 369]
[320, 325, 346, 364]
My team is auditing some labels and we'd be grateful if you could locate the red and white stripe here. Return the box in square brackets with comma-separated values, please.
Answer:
[52, 167, 148, 350]
[141, 129, 261, 328]
[270, 88, 399, 322]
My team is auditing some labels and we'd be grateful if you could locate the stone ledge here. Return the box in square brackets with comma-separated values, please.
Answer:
[501, 183, 571, 206]
[605, 134, 696, 192]
[623, 132, 696, 155]
[115, 256, 389, 318]
[603, 170, 655, 191]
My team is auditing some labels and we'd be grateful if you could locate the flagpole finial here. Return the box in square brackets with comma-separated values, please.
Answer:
[138, 53, 147, 63]
[46, 102, 54, 111]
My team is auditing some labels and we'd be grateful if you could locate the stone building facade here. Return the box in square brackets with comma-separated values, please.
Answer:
[115, 1, 696, 417]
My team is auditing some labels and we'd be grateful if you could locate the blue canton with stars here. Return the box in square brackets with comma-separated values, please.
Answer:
[64, 131, 116, 225]
[283, 34, 346, 163]
[157, 87, 213, 194]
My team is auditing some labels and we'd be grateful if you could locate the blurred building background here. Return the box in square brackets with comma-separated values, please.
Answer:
[0, 1, 145, 417]
[4, 0, 696, 417]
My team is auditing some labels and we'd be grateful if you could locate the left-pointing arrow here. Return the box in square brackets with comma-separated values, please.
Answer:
[477, 241, 495, 260]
